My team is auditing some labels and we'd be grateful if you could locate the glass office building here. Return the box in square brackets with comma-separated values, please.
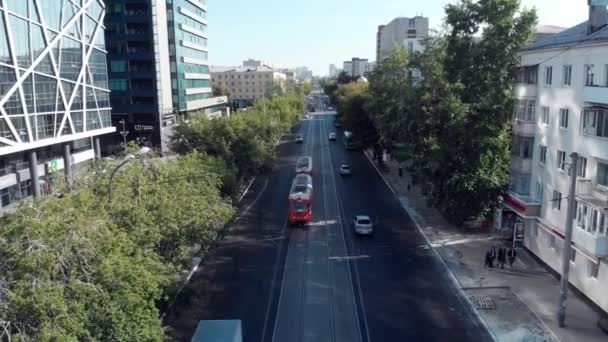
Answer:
[0, 0, 114, 210]
[105, 0, 227, 155]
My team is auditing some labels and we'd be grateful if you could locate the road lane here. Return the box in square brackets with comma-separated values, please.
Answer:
[273, 114, 362, 342]
[164, 119, 312, 342]
[323, 113, 493, 341]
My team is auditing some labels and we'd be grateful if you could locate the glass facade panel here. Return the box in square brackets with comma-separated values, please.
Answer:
[34, 74, 57, 113]
[38, 0, 62, 31]
[59, 37, 82, 81]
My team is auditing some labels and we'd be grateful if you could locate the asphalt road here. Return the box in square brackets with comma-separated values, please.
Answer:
[165, 112, 493, 342]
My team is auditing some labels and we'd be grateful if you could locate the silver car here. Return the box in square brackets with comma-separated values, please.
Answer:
[353, 215, 373, 235]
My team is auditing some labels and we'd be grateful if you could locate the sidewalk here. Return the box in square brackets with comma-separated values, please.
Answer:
[364, 150, 607, 342]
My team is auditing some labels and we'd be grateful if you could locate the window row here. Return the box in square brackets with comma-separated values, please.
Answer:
[543, 63, 608, 87]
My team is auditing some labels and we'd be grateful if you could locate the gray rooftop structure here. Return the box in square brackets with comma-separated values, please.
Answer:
[525, 20, 608, 51]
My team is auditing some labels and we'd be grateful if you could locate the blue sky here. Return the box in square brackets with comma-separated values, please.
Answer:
[208, 0, 588, 76]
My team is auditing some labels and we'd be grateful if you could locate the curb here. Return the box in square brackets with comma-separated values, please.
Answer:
[363, 150, 498, 342]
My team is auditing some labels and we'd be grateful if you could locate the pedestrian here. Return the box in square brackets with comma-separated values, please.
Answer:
[484, 250, 491, 268]
[508, 248, 517, 268]
[488, 246, 497, 268]
[498, 247, 506, 269]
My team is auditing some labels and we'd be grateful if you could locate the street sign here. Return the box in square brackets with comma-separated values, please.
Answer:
[50, 160, 58, 172]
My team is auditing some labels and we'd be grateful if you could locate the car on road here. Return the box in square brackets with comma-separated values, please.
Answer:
[328, 132, 336, 140]
[295, 134, 304, 143]
[339, 164, 352, 176]
[334, 121, 341, 127]
[353, 215, 373, 235]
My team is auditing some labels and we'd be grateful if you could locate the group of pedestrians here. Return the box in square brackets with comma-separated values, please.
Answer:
[484, 245, 517, 269]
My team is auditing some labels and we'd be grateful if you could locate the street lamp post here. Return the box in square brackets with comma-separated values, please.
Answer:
[107, 147, 150, 201]
[119, 119, 129, 156]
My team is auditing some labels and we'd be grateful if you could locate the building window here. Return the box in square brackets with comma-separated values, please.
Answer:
[563, 65, 572, 86]
[599, 213, 606, 236]
[582, 108, 608, 138]
[598, 162, 608, 187]
[109, 79, 128, 91]
[511, 135, 534, 159]
[110, 60, 127, 72]
[557, 151, 566, 171]
[577, 157, 587, 178]
[544, 66, 552, 85]
[588, 260, 599, 278]
[539, 145, 547, 164]
[536, 182, 544, 202]
[541, 106, 549, 125]
[570, 249, 576, 262]
[552, 190, 562, 210]
[559, 108, 569, 129]
[604, 64, 608, 87]
[513, 99, 535, 121]
[585, 64, 595, 86]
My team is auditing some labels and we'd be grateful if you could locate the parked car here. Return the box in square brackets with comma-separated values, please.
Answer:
[353, 215, 373, 235]
[328, 132, 337, 140]
[334, 121, 341, 127]
[295, 134, 304, 143]
[339, 164, 352, 176]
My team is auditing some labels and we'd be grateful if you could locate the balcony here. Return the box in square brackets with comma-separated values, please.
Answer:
[510, 156, 533, 174]
[583, 85, 608, 105]
[512, 118, 536, 136]
[513, 83, 537, 98]
[577, 179, 608, 206]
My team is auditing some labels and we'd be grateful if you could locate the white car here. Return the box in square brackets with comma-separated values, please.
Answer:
[328, 132, 337, 140]
[339, 164, 352, 175]
[353, 215, 373, 235]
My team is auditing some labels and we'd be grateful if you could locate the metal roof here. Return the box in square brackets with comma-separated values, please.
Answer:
[524, 21, 608, 51]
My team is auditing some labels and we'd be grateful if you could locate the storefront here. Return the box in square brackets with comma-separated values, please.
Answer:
[495, 194, 540, 248]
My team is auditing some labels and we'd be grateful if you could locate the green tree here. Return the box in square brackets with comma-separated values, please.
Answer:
[213, 83, 230, 97]
[335, 82, 378, 148]
[322, 79, 338, 105]
[411, 0, 537, 223]
[367, 47, 414, 145]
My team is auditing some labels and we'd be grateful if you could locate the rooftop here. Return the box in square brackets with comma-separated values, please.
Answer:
[210, 65, 278, 73]
[525, 21, 608, 51]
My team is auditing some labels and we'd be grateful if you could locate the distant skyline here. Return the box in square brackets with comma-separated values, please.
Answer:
[208, 0, 588, 76]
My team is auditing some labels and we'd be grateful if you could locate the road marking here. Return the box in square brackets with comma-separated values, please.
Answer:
[270, 114, 315, 342]
[238, 177, 257, 203]
[329, 255, 371, 262]
[362, 151, 498, 342]
[323, 116, 368, 342]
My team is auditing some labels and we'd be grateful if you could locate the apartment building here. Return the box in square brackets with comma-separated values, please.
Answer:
[0, 0, 114, 210]
[210, 66, 286, 102]
[498, 4, 608, 314]
[377, 16, 428, 59]
[104, 0, 227, 155]
[342, 61, 353, 77]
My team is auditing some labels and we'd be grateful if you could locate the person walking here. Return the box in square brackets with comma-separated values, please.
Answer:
[488, 246, 497, 268]
[508, 248, 517, 268]
[484, 250, 491, 268]
[498, 247, 506, 269]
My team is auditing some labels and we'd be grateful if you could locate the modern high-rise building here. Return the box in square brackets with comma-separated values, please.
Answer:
[0, 0, 114, 210]
[329, 64, 337, 78]
[105, 0, 227, 155]
[377, 16, 429, 59]
[342, 61, 353, 77]
[497, 3, 608, 314]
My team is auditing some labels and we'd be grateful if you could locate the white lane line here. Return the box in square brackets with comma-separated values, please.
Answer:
[319, 114, 337, 342]
[270, 114, 315, 342]
[362, 151, 498, 342]
[323, 116, 368, 342]
[238, 177, 256, 203]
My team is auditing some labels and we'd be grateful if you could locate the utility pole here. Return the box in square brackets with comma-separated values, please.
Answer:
[558, 152, 578, 328]
[119, 118, 129, 156]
